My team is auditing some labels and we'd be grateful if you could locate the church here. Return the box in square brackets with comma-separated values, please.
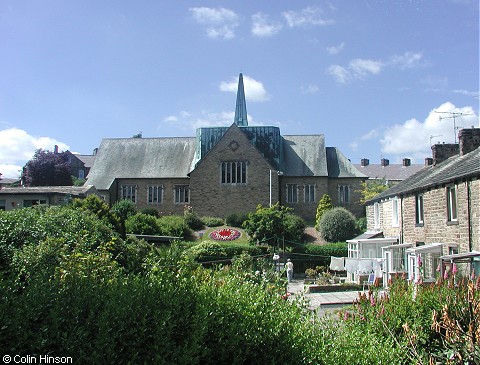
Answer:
[86, 74, 366, 221]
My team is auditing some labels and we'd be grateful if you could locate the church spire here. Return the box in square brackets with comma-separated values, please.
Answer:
[234, 73, 248, 127]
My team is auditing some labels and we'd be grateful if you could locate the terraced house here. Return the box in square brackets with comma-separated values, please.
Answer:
[364, 127, 480, 284]
[86, 74, 366, 221]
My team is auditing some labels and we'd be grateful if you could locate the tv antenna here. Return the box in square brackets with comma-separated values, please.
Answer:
[434, 111, 473, 143]
[429, 135, 442, 146]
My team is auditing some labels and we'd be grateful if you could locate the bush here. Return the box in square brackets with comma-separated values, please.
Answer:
[140, 207, 160, 217]
[125, 213, 160, 235]
[226, 212, 248, 227]
[201, 216, 224, 227]
[184, 210, 204, 231]
[282, 213, 306, 243]
[356, 217, 367, 233]
[315, 194, 334, 230]
[318, 207, 356, 242]
[157, 215, 188, 237]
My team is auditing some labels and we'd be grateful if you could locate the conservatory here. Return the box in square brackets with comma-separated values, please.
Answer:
[439, 251, 480, 280]
[405, 242, 458, 284]
[346, 237, 398, 284]
[381, 243, 412, 287]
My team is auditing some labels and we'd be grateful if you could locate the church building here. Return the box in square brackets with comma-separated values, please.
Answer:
[86, 74, 366, 221]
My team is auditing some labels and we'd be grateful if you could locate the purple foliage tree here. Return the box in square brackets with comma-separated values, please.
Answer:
[21, 149, 73, 186]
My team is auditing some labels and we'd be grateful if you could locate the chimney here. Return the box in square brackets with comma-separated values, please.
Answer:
[458, 127, 480, 155]
[93, 148, 98, 156]
[381, 158, 389, 167]
[431, 143, 459, 165]
[54, 145, 59, 154]
[402, 158, 411, 167]
[425, 157, 433, 166]
[360, 158, 370, 167]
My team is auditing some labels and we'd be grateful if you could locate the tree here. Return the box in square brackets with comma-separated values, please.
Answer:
[21, 149, 73, 186]
[357, 178, 390, 204]
[318, 207, 357, 242]
[315, 194, 334, 230]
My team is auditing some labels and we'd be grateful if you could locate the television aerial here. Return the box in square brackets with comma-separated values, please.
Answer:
[434, 111, 473, 143]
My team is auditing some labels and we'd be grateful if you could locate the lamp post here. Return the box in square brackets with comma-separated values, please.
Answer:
[269, 169, 283, 207]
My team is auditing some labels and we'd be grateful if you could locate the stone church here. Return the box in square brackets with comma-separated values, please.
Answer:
[86, 74, 366, 221]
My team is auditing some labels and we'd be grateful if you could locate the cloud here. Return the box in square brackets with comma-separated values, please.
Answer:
[380, 102, 479, 160]
[388, 51, 424, 69]
[189, 7, 239, 39]
[0, 128, 70, 178]
[328, 58, 383, 84]
[219, 75, 270, 102]
[328, 51, 423, 84]
[301, 84, 319, 94]
[251, 12, 283, 37]
[454, 89, 480, 99]
[326, 42, 345, 55]
[282, 6, 335, 27]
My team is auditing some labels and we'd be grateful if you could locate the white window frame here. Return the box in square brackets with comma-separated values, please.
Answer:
[286, 183, 298, 203]
[121, 185, 137, 203]
[174, 185, 189, 204]
[391, 197, 399, 227]
[373, 202, 380, 229]
[148, 185, 163, 204]
[304, 184, 315, 203]
[78, 169, 85, 179]
[446, 185, 457, 222]
[415, 194, 424, 225]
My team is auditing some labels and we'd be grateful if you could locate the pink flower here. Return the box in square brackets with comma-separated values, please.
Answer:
[452, 263, 458, 275]
[370, 295, 376, 307]
[444, 270, 449, 280]
[209, 228, 241, 241]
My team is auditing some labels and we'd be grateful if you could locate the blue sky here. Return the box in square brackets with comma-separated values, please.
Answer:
[1, 0, 478, 178]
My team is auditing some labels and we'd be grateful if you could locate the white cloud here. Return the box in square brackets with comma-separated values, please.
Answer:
[388, 51, 423, 69]
[251, 12, 283, 37]
[380, 102, 479, 160]
[301, 84, 319, 94]
[189, 7, 239, 39]
[219, 75, 270, 102]
[326, 42, 345, 55]
[282, 6, 335, 27]
[0, 128, 70, 178]
[163, 115, 178, 123]
[328, 50, 422, 84]
[454, 89, 480, 99]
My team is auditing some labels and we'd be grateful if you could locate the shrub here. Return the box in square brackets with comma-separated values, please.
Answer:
[201, 216, 224, 227]
[226, 212, 248, 227]
[184, 208, 204, 231]
[318, 207, 356, 242]
[157, 215, 188, 237]
[186, 240, 227, 261]
[356, 217, 367, 233]
[125, 213, 160, 235]
[315, 194, 334, 230]
[140, 207, 160, 217]
[282, 213, 306, 243]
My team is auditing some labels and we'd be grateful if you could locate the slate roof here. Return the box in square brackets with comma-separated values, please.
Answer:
[282, 135, 328, 176]
[86, 137, 196, 190]
[326, 147, 367, 178]
[76, 154, 96, 168]
[354, 163, 425, 181]
[367, 147, 480, 203]
[0, 185, 97, 196]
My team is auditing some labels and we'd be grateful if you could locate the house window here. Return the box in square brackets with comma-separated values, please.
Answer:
[221, 161, 247, 184]
[121, 185, 137, 203]
[0, 200, 5, 211]
[304, 184, 315, 203]
[446, 185, 457, 222]
[338, 185, 350, 203]
[392, 197, 399, 227]
[286, 184, 298, 203]
[415, 194, 424, 225]
[373, 202, 380, 229]
[148, 185, 163, 204]
[174, 185, 189, 204]
[78, 169, 85, 179]
[23, 199, 47, 207]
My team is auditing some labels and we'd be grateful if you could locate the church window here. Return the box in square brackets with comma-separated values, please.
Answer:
[174, 185, 189, 204]
[120, 185, 137, 203]
[304, 184, 315, 203]
[221, 161, 247, 184]
[286, 184, 298, 203]
[148, 185, 163, 204]
[338, 185, 350, 203]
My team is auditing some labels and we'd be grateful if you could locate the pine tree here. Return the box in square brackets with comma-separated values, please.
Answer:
[315, 194, 334, 230]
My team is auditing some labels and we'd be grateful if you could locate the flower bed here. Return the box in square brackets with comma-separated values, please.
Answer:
[209, 228, 241, 241]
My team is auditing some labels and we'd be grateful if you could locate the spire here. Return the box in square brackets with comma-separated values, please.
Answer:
[234, 73, 248, 127]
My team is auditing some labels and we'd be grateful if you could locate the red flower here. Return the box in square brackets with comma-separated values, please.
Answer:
[209, 228, 241, 241]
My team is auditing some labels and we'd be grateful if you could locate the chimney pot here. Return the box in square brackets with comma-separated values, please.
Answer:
[360, 158, 369, 167]
[402, 158, 411, 167]
[381, 158, 389, 167]
[425, 157, 433, 166]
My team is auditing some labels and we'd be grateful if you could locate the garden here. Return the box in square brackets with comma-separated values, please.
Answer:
[0, 197, 478, 364]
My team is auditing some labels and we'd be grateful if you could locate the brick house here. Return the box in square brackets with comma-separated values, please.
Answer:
[86, 74, 366, 221]
[364, 127, 480, 284]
